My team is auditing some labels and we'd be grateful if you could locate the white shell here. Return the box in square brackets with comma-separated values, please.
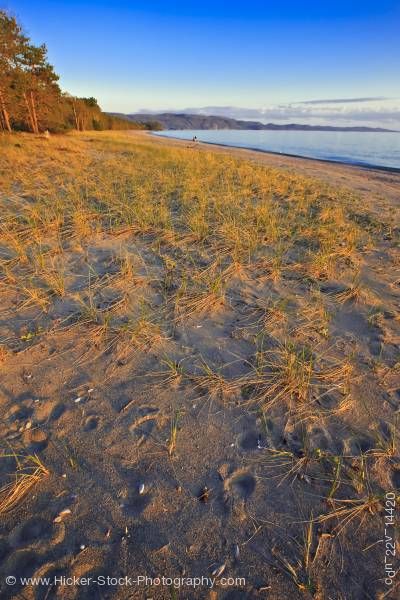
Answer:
[53, 508, 71, 523]
[138, 483, 145, 495]
[211, 563, 226, 577]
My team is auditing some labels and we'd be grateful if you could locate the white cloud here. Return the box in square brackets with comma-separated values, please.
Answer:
[165, 98, 400, 129]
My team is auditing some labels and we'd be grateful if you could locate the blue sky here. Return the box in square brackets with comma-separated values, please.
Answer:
[3, 1, 400, 126]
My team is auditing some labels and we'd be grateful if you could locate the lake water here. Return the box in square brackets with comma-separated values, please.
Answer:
[154, 129, 400, 170]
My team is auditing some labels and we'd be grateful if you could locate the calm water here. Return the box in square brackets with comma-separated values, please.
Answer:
[155, 129, 400, 170]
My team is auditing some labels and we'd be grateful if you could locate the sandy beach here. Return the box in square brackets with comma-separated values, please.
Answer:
[0, 130, 399, 599]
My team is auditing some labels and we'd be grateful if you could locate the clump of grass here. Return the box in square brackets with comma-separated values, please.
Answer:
[184, 202, 210, 241]
[254, 297, 290, 330]
[366, 307, 385, 328]
[20, 325, 44, 343]
[191, 360, 243, 403]
[250, 342, 313, 408]
[157, 356, 185, 386]
[174, 270, 226, 319]
[247, 340, 352, 411]
[305, 249, 337, 280]
[72, 208, 95, 239]
[330, 272, 366, 304]
[161, 256, 177, 295]
[256, 445, 323, 486]
[42, 267, 66, 297]
[0, 229, 29, 264]
[0, 453, 49, 515]
[317, 495, 386, 535]
[295, 293, 331, 340]
[116, 251, 136, 283]
[167, 408, 182, 457]
[117, 315, 162, 350]
[271, 519, 316, 594]
[19, 283, 51, 311]
[252, 245, 288, 282]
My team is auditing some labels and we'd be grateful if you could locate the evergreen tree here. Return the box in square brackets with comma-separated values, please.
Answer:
[0, 10, 142, 133]
[0, 10, 27, 131]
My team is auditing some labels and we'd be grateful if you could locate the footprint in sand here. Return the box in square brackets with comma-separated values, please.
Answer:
[5, 403, 33, 424]
[34, 401, 66, 424]
[225, 470, 256, 500]
[316, 392, 343, 411]
[238, 431, 261, 451]
[282, 430, 304, 456]
[345, 435, 375, 455]
[9, 517, 65, 549]
[134, 522, 169, 551]
[128, 406, 159, 446]
[391, 468, 400, 490]
[0, 538, 10, 566]
[22, 429, 49, 452]
[121, 491, 152, 517]
[2, 549, 41, 585]
[30, 563, 67, 600]
[72, 566, 115, 600]
[307, 426, 345, 454]
[378, 420, 395, 442]
[9, 518, 53, 549]
[83, 415, 100, 431]
[308, 427, 330, 451]
[368, 334, 383, 357]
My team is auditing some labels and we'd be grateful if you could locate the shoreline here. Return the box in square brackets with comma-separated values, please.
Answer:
[151, 131, 400, 174]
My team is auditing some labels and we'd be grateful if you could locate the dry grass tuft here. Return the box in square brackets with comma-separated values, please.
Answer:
[246, 340, 352, 411]
[0, 453, 49, 515]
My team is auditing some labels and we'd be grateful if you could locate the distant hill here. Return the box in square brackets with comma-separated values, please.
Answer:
[112, 112, 396, 132]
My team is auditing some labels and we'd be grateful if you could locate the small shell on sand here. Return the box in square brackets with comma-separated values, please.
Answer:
[197, 486, 209, 502]
[138, 483, 145, 495]
[54, 509, 71, 523]
[211, 563, 226, 577]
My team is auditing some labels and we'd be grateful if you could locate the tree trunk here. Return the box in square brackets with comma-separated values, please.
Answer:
[23, 92, 36, 133]
[0, 89, 12, 133]
[72, 100, 80, 130]
[30, 91, 39, 133]
[79, 112, 85, 132]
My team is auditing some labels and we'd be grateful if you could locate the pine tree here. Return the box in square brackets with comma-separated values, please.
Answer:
[0, 10, 141, 133]
[0, 11, 27, 132]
